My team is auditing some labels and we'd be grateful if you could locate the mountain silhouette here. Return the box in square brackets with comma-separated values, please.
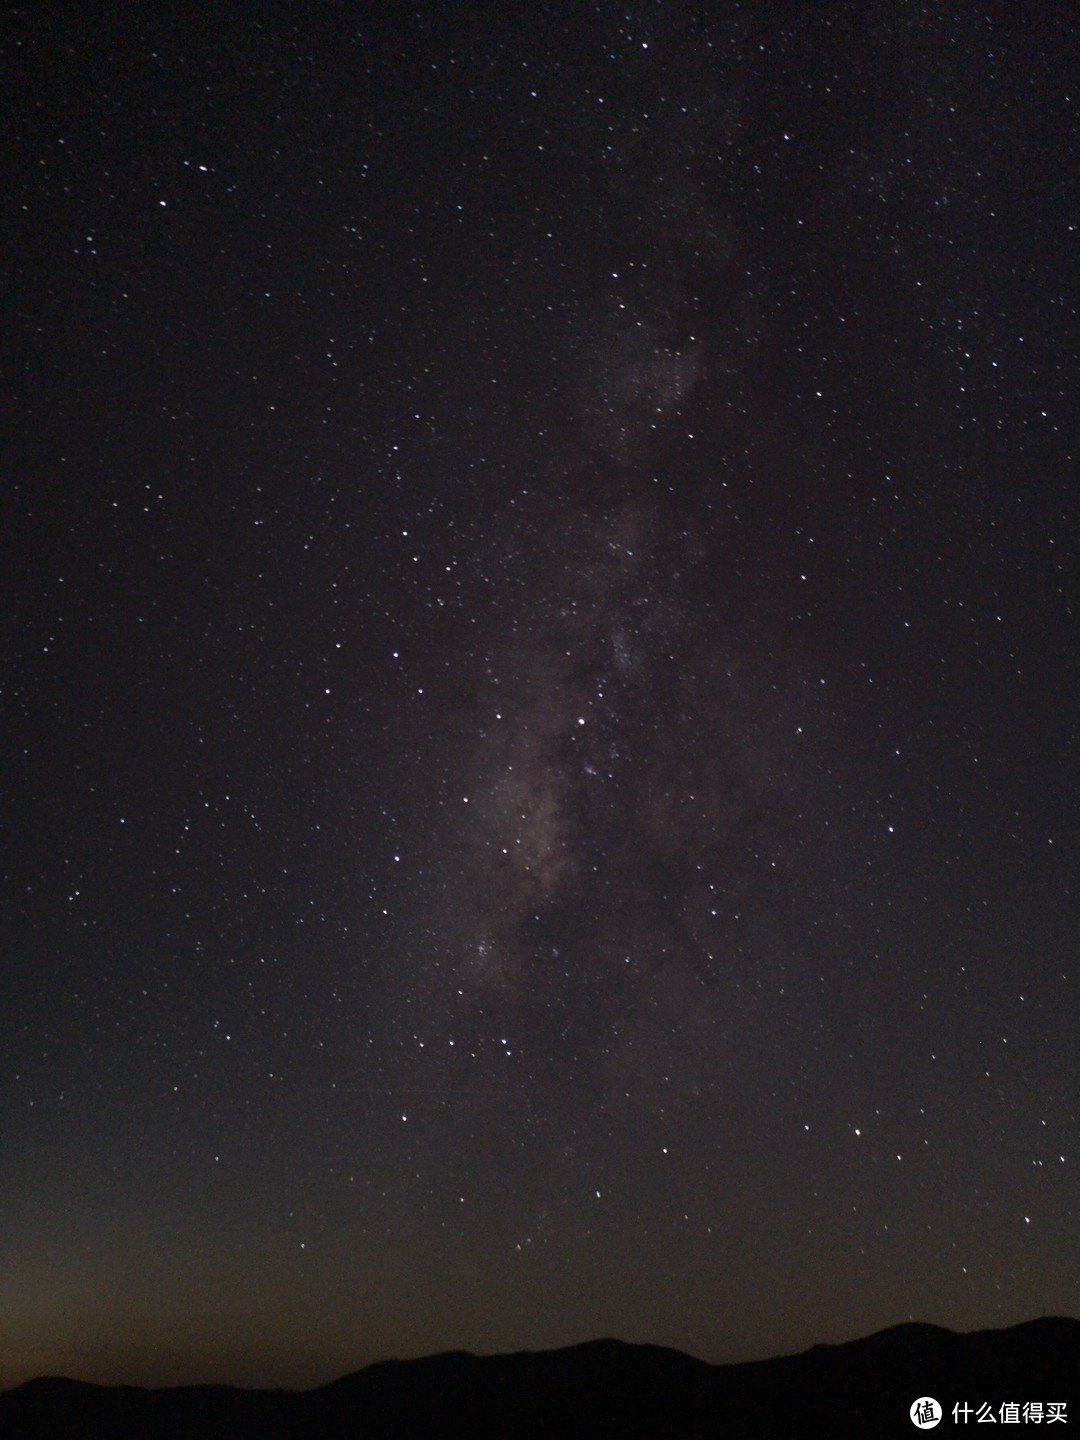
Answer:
[1, 1318, 1075, 1438]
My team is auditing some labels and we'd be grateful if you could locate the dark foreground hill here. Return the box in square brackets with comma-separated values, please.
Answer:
[1, 1317, 1076, 1439]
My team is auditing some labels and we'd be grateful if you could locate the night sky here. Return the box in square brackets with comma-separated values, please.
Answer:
[3, 2, 1077, 1392]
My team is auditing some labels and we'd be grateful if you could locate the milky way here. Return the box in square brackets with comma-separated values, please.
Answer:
[383, 253, 847, 1144]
